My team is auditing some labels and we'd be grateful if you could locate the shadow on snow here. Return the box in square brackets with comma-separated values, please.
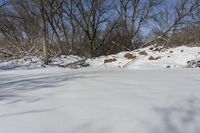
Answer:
[0, 72, 95, 103]
[152, 97, 200, 133]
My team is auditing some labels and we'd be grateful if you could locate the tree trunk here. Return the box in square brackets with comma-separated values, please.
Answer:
[40, 0, 48, 65]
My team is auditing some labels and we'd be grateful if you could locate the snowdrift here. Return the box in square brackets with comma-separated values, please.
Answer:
[0, 45, 200, 70]
[88, 46, 200, 69]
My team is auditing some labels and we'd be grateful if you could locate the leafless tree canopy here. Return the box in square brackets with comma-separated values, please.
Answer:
[0, 0, 199, 62]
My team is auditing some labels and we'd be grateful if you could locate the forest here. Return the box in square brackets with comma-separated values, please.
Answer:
[0, 0, 199, 64]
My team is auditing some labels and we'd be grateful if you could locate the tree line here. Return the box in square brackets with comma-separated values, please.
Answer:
[0, 0, 199, 64]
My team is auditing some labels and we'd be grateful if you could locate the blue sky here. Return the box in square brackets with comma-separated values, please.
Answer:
[0, 0, 5, 6]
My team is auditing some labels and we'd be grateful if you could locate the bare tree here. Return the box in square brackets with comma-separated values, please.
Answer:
[62, 0, 122, 57]
[118, 0, 164, 48]
[147, 0, 200, 47]
[39, 0, 49, 65]
[0, 0, 199, 61]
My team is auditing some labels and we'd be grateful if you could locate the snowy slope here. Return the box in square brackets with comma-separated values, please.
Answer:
[51, 55, 83, 66]
[0, 55, 82, 71]
[0, 56, 43, 70]
[87, 46, 200, 69]
[0, 46, 200, 70]
[0, 68, 200, 133]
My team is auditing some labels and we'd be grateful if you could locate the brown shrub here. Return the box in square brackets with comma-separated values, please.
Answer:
[138, 51, 148, 55]
[148, 56, 161, 60]
[153, 48, 162, 52]
[149, 47, 154, 50]
[104, 58, 117, 63]
[124, 53, 136, 60]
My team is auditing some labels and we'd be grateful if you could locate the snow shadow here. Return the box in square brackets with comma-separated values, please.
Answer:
[152, 97, 200, 133]
[0, 108, 55, 118]
[0, 72, 95, 103]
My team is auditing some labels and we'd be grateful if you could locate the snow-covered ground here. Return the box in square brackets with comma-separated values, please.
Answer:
[0, 68, 200, 133]
[87, 46, 200, 69]
[0, 46, 200, 133]
[0, 46, 200, 70]
[0, 55, 83, 71]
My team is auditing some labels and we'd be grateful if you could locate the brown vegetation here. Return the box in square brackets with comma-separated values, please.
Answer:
[124, 53, 136, 60]
[148, 56, 161, 60]
[104, 58, 117, 63]
[186, 60, 200, 68]
[0, 0, 199, 62]
[138, 51, 148, 56]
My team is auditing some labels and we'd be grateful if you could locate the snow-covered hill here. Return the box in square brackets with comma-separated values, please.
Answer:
[87, 46, 200, 69]
[0, 45, 200, 70]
